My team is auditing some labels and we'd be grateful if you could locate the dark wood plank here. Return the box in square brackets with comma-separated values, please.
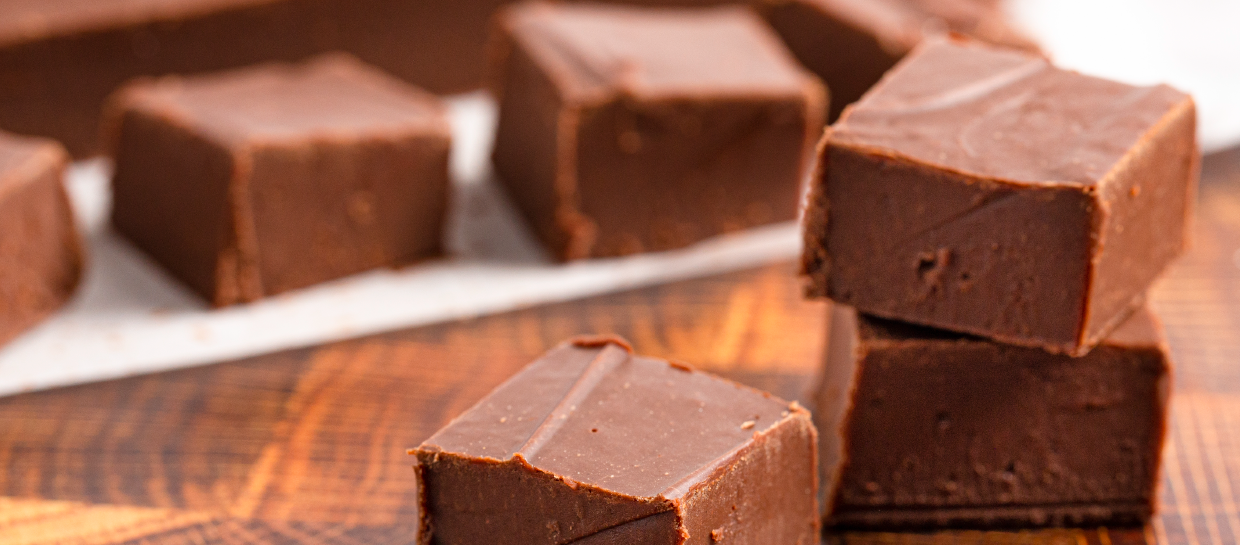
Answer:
[0, 147, 1238, 544]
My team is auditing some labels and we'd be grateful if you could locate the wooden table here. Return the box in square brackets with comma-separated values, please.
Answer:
[1, 147, 1238, 545]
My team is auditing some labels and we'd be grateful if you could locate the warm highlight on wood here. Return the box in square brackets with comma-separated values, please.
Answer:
[0, 148, 1238, 544]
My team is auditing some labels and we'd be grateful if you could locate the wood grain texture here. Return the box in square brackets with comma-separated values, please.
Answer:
[0, 147, 1238, 544]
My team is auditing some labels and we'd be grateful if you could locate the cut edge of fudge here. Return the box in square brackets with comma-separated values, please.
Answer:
[103, 54, 452, 306]
[0, 132, 84, 345]
[411, 335, 820, 544]
[801, 36, 1197, 356]
[489, 1, 827, 261]
[413, 448, 682, 544]
[814, 304, 1171, 529]
[1081, 90, 1198, 353]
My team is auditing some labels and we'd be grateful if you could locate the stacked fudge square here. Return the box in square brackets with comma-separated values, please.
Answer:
[802, 36, 1198, 528]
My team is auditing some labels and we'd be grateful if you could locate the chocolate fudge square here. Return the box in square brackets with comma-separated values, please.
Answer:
[802, 38, 1198, 355]
[106, 55, 451, 306]
[0, 132, 83, 345]
[412, 336, 819, 544]
[490, 2, 826, 261]
[761, 0, 1039, 121]
[816, 304, 1171, 528]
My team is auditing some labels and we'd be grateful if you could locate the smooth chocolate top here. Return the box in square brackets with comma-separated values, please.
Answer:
[420, 337, 798, 500]
[831, 38, 1192, 187]
[109, 54, 450, 147]
[0, 0, 270, 45]
[0, 132, 66, 197]
[860, 304, 1163, 349]
[500, 1, 816, 101]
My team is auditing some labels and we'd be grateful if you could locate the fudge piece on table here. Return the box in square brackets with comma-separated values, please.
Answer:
[412, 336, 819, 544]
[802, 37, 1198, 355]
[761, 0, 1040, 122]
[0, 0, 508, 156]
[815, 304, 1171, 528]
[106, 55, 451, 307]
[0, 132, 83, 345]
[490, 2, 826, 261]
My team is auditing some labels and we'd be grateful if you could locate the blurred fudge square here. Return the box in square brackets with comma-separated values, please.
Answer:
[106, 55, 451, 307]
[802, 38, 1198, 356]
[816, 304, 1171, 529]
[761, 0, 1040, 121]
[490, 1, 826, 261]
[412, 336, 819, 544]
[0, 0, 508, 157]
[0, 132, 83, 345]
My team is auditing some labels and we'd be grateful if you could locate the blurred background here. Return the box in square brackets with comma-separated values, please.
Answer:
[1010, 0, 1240, 151]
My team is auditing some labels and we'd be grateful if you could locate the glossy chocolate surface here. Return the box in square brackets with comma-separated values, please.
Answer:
[802, 38, 1198, 355]
[414, 337, 819, 544]
[816, 304, 1171, 528]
